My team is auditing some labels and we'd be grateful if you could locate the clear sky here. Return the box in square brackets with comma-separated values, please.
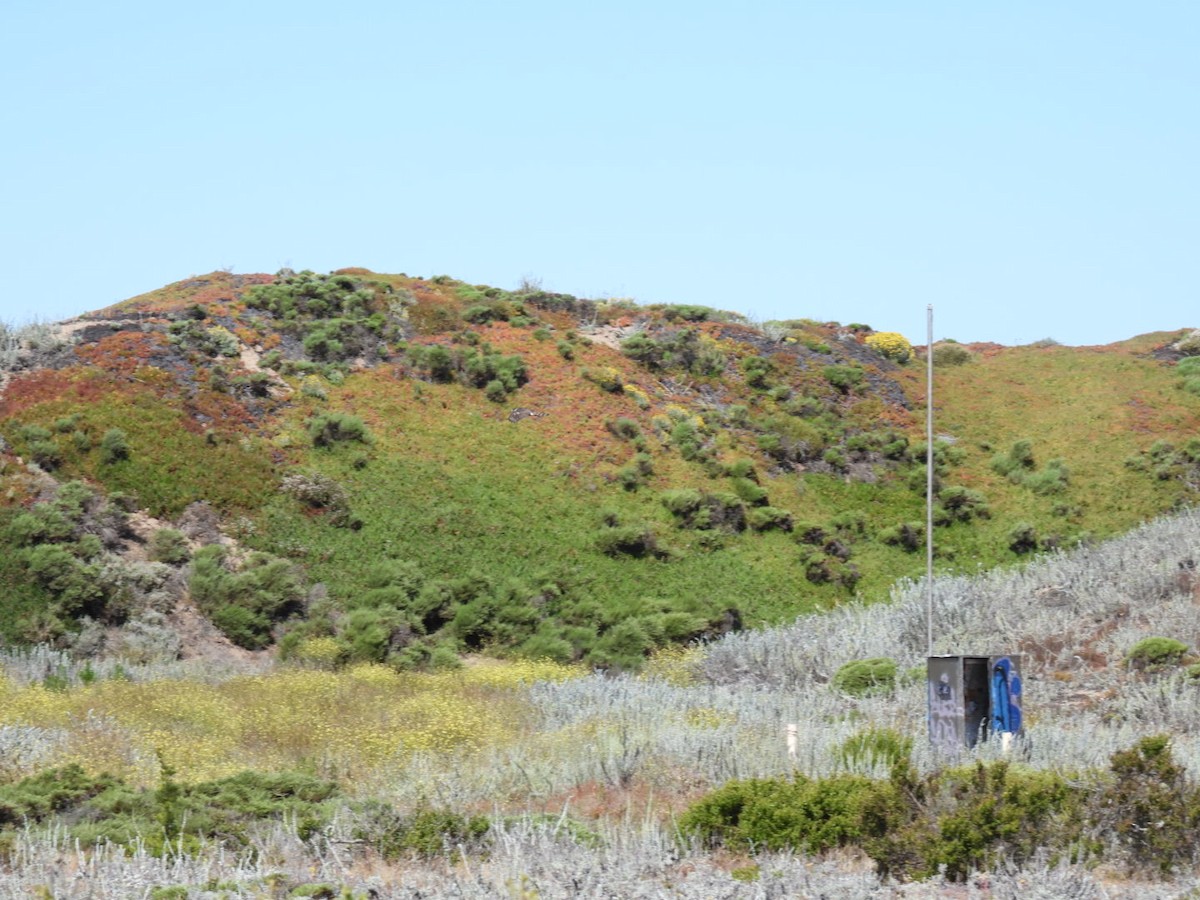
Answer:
[2, 1, 1196, 346]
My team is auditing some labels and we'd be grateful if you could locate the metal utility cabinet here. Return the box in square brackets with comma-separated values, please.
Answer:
[927, 655, 1022, 751]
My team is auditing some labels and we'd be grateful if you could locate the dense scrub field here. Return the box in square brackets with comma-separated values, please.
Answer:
[4, 510, 1200, 896]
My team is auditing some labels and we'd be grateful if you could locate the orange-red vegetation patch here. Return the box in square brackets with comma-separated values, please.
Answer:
[74, 330, 173, 375]
[97, 272, 274, 317]
[479, 324, 655, 467]
[407, 292, 463, 334]
[0, 368, 115, 418]
[180, 389, 260, 435]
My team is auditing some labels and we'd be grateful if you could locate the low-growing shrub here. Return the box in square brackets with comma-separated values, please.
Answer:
[0, 764, 340, 856]
[932, 342, 973, 366]
[189, 546, 305, 648]
[1126, 636, 1189, 672]
[660, 489, 746, 532]
[594, 525, 660, 558]
[355, 805, 490, 860]
[679, 773, 896, 855]
[837, 727, 913, 772]
[607, 418, 642, 441]
[730, 477, 768, 507]
[1101, 735, 1200, 875]
[1008, 522, 1039, 554]
[822, 365, 865, 394]
[99, 427, 131, 464]
[148, 528, 191, 565]
[582, 366, 623, 392]
[991, 439, 1036, 479]
[879, 521, 923, 552]
[746, 506, 793, 533]
[832, 657, 898, 696]
[934, 486, 990, 524]
[308, 413, 371, 448]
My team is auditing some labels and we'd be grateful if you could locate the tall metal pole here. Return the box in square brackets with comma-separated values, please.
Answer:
[926, 305, 934, 656]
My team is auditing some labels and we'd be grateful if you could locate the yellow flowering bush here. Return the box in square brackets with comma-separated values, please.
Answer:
[864, 332, 913, 363]
[582, 366, 623, 392]
[623, 384, 651, 409]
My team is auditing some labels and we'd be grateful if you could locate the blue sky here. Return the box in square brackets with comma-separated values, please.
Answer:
[2, 1, 1196, 346]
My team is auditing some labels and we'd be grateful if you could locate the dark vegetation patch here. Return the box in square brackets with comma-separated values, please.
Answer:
[680, 734, 1200, 881]
[0, 760, 505, 869]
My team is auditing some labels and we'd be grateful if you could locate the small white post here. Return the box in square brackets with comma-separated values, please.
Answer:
[786, 724, 798, 760]
[1001, 732, 1013, 755]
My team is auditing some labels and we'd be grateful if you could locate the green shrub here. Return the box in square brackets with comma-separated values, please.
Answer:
[830, 510, 866, 536]
[608, 418, 642, 441]
[149, 528, 191, 565]
[934, 486, 990, 524]
[730, 477, 768, 506]
[100, 429, 131, 465]
[1126, 637, 1189, 671]
[594, 525, 659, 558]
[355, 805, 490, 860]
[725, 459, 756, 480]
[822, 448, 846, 469]
[0, 765, 339, 856]
[679, 773, 896, 855]
[615, 452, 654, 491]
[838, 727, 913, 772]
[991, 439, 1035, 479]
[211, 604, 272, 650]
[1008, 522, 1039, 554]
[792, 521, 827, 546]
[746, 506, 793, 532]
[189, 546, 305, 648]
[741, 356, 773, 389]
[308, 413, 371, 448]
[682, 737, 1200, 882]
[1025, 458, 1070, 494]
[27, 439, 61, 469]
[879, 521, 923, 552]
[660, 488, 703, 518]
[660, 489, 745, 532]
[832, 658, 898, 696]
[932, 342, 973, 366]
[822, 365, 865, 394]
[1101, 735, 1200, 874]
[590, 618, 654, 670]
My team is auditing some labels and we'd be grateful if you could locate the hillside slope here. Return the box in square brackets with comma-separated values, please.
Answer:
[1, 268, 1198, 669]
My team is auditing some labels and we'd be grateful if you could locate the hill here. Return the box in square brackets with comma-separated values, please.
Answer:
[1, 267, 1198, 670]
